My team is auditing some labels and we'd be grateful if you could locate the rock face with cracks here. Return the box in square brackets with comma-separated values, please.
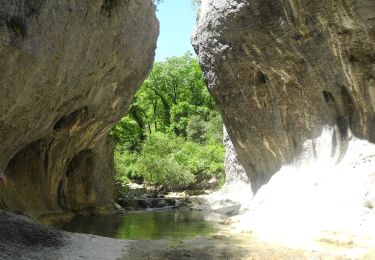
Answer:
[0, 0, 158, 217]
[193, 0, 375, 193]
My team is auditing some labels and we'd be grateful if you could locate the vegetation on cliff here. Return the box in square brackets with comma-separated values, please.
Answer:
[111, 53, 224, 192]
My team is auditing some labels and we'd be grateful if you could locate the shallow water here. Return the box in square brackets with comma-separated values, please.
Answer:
[54, 208, 219, 240]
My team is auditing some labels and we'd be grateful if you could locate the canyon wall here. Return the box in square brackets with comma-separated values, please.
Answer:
[0, 0, 158, 217]
[193, 0, 375, 193]
[193, 0, 375, 248]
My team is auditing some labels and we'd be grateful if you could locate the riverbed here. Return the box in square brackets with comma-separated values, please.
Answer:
[53, 208, 224, 240]
[1, 210, 371, 259]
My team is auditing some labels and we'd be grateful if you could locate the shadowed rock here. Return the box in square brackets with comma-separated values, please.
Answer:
[0, 0, 158, 217]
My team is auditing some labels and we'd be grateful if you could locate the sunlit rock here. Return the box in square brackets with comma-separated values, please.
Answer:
[234, 128, 375, 249]
[193, 0, 375, 193]
[193, 0, 375, 251]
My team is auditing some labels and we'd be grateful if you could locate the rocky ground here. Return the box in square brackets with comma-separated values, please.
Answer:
[122, 234, 374, 260]
[115, 182, 212, 211]
[0, 210, 129, 260]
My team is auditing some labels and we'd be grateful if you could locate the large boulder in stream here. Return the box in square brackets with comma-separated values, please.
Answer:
[0, 0, 158, 217]
[193, 0, 375, 193]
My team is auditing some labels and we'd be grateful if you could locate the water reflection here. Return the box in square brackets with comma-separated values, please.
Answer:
[54, 209, 217, 240]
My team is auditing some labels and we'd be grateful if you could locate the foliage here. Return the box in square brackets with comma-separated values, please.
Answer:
[114, 150, 139, 184]
[112, 117, 143, 152]
[115, 132, 224, 191]
[111, 53, 215, 149]
[112, 53, 224, 191]
[187, 111, 223, 144]
[134, 132, 196, 190]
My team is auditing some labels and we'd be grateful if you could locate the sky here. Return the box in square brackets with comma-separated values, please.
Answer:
[155, 0, 197, 62]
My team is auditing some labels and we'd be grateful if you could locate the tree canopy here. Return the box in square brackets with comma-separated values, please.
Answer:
[112, 53, 224, 192]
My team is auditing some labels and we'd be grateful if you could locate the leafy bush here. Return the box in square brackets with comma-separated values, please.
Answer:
[115, 131, 224, 191]
[187, 110, 223, 144]
[114, 150, 130, 185]
[114, 150, 141, 185]
[130, 132, 196, 190]
[111, 117, 143, 152]
[186, 115, 206, 144]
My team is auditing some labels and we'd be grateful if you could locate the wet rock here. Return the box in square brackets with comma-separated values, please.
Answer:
[0, 0, 158, 217]
[155, 199, 168, 208]
[139, 198, 187, 210]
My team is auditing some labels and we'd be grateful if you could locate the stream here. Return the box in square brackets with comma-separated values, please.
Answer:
[53, 208, 224, 240]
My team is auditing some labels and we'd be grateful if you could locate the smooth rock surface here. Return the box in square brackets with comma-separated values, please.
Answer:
[0, 0, 158, 217]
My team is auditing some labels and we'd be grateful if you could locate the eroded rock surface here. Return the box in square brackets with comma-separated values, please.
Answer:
[193, 0, 375, 193]
[0, 0, 158, 217]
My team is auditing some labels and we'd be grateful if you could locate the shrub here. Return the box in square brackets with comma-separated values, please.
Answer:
[134, 132, 195, 190]
[114, 131, 224, 191]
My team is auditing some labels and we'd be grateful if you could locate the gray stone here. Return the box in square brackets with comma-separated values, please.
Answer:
[0, 0, 158, 217]
[193, 0, 375, 193]
[223, 126, 249, 187]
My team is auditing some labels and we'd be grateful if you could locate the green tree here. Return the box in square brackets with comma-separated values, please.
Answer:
[112, 53, 225, 191]
[113, 52, 215, 147]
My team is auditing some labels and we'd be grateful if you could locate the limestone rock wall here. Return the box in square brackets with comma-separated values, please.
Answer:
[202, 127, 252, 215]
[223, 126, 249, 187]
[193, 0, 375, 193]
[0, 0, 158, 217]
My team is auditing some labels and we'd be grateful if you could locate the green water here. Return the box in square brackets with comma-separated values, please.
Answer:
[55, 208, 219, 240]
